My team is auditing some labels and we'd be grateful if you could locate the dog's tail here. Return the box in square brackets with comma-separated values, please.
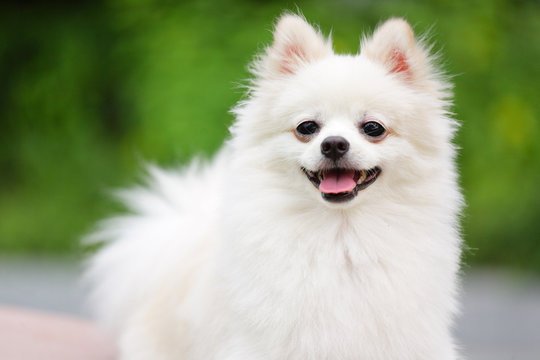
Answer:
[82, 151, 226, 336]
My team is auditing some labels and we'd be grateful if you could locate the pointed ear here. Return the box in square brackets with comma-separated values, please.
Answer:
[260, 14, 333, 78]
[362, 18, 430, 84]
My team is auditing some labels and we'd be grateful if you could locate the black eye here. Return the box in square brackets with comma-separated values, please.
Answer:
[361, 121, 386, 138]
[296, 121, 320, 136]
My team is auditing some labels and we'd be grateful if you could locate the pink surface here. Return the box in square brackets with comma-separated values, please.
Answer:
[0, 306, 116, 360]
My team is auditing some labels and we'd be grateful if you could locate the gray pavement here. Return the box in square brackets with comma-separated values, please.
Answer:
[1, 256, 539, 359]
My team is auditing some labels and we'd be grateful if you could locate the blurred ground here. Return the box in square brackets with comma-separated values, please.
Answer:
[1, 257, 539, 359]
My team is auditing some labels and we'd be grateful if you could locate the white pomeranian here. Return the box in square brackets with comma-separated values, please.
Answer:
[85, 14, 463, 360]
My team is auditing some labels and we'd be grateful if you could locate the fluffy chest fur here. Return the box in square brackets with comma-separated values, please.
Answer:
[213, 169, 459, 359]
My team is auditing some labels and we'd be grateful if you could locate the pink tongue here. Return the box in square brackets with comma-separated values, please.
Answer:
[319, 169, 356, 194]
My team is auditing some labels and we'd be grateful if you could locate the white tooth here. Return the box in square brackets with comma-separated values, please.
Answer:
[318, 172, 323, 181]
[358, 170, 367, 184]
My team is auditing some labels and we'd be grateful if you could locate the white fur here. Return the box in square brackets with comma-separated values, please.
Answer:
[85, 15, 463, 360]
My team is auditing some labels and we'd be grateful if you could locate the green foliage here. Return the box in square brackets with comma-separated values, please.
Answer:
[1, 0, 539, 270]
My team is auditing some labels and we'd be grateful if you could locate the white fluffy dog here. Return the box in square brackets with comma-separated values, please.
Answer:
[86, 14, 463, 360]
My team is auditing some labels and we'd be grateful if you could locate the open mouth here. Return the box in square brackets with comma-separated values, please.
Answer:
[302, 166, 381, 203]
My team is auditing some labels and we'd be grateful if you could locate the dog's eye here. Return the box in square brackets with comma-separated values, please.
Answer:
[296, 121, 320, 136]
[361, 121, 386, 138]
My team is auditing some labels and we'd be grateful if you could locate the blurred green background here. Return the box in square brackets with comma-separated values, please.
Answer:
[1, 0, 539, 271]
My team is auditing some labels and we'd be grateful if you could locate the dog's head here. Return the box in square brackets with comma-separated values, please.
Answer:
[232, 15, 455, 207]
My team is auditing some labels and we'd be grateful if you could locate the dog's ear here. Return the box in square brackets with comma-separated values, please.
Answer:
[361, 18, 431, 85]
[260, 14, 333, 78]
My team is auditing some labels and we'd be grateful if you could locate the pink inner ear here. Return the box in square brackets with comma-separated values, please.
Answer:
[389, 48, 409, 73]
[280, 44, 306, 74]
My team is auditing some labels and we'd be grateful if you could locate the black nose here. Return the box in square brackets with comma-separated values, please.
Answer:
[320, 136, 350, 161]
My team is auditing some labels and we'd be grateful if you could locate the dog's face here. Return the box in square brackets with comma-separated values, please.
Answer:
[233, 15, 453, 207]
[276, 56, 409, 205]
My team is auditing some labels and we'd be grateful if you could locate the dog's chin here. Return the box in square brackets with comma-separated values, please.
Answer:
[302, 166, 382, 204]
